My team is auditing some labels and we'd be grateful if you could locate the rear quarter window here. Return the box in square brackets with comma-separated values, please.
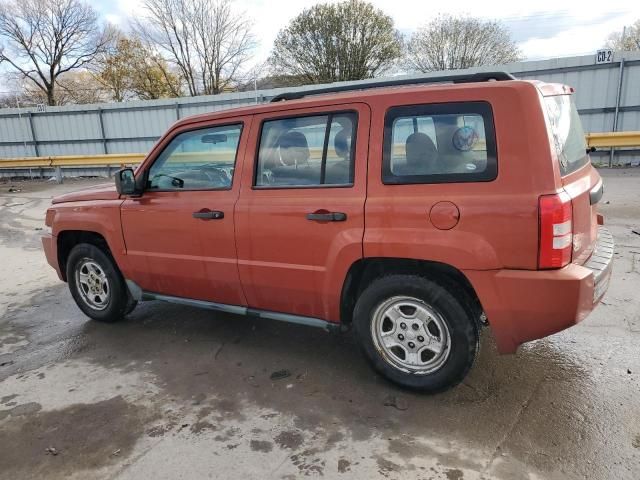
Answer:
[383, 102, 497, 184]
[544, 95, 588, 176]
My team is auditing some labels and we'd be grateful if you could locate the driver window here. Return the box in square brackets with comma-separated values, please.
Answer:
[148, 123, 242, 190]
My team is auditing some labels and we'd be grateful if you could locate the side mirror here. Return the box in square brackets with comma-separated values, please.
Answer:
[115, 168, 139, 196]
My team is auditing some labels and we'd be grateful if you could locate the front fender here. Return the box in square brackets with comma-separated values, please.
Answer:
[51, 200, 129, 276]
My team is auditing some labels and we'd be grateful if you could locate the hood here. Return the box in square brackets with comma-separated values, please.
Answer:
[51, 182, 120, 204]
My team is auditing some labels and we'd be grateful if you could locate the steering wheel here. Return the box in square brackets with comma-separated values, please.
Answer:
[201, 167, 230, 186]
[151, 173, 184, 189]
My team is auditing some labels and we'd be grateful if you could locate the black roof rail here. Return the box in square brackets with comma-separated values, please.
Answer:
[270, 71, 517, 102]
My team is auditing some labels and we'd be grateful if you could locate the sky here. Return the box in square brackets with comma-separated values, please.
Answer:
[94, 0, 640, 64]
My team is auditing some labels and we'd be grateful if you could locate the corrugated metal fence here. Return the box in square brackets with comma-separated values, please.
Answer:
[1, 51, 639, 165]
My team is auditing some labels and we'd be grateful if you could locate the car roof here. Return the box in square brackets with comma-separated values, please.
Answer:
[173, 79, 568, 128]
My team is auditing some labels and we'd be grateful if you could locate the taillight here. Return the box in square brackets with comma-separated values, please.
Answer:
[538, 191, 573, 269]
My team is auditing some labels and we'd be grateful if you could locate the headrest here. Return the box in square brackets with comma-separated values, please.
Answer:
[279, 130, 310, 166]
[334, 129, 350, 158]
[406, 132, 437, 165]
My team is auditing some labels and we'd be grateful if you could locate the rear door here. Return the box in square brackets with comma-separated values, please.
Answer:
[543, 94, 600, 264]
[235, 103, 370, 321]
[120, 116, 251, 304]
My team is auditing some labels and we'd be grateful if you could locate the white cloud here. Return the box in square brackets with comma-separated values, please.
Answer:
[102, 0, 640, 61]
[518, 15, 631, 59]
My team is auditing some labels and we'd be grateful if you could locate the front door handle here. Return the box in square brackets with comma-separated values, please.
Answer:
[306, 211, 347, 222]
[192, 209, 224, 220]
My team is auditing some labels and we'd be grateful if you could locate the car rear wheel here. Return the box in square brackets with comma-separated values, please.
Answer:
[353, 274, 478, 392]
[66, 243, 130, 323]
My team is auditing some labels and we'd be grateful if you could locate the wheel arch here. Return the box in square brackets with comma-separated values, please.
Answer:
[340, 257, 484, 327]
[57, 230, 113, 281]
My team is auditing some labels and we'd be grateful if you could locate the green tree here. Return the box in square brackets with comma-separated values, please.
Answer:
[97, 35, 182, 102]
[605, 20, 640, 52]
[269, 0, 402, 83]
[98, 36, 135, 102]
[130, 55, 182, 100]
[405, 15, 521, 72]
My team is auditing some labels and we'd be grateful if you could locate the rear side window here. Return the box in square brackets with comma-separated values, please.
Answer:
[383, 102, 497, 184]
[255, 112, 356, 188]
[544, 95, 588, 176]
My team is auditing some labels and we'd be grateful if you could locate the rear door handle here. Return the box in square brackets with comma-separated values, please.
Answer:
[306, 211, 347, 222]
[192, 209, 224, 220]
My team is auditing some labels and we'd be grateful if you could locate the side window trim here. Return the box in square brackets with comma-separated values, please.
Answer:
[252, 110, 359, 190]
[382, 101, 498, 185]
[319, 113, 332, 185]
[145, 121, 244, 192]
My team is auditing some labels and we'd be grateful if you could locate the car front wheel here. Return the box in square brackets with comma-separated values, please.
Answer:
[66, 243, 131, 323]
[353, 274, 479, 393]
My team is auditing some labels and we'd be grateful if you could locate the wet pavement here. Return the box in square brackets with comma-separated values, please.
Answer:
[0, 171, 639, 480]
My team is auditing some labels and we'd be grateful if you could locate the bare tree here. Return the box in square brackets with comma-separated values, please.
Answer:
[133, 0, 254, 96]
[405, 15, 521, 72]
[269, 0, 402, 83]
[0, 0, 114, 105]
[50, 71, 107, 104]
[605, 20, 640, 52]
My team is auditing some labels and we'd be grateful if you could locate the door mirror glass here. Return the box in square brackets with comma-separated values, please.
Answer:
[115, 168, 137, 195]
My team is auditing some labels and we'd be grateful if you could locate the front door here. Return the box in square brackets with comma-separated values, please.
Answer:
[235, 104, 370, 322]
[120, 116, 251, 305]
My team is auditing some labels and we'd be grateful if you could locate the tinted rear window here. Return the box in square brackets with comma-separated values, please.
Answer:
[544, 95, 588, 176]
[382, 102, 497, 184]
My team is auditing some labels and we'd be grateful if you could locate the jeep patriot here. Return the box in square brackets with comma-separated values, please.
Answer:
[42, 72, 614, 392]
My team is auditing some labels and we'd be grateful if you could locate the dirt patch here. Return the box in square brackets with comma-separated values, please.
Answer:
[6, 401, 42, 416]
[190, 421, 216, 434]
[377, 457, 401, 477]
[147, 423, 175, 438]
[274, 430, 304, 450]
[290, 448, 325, 476]
[249, 439, 273, 453]
[0, 396, 149, 478]
[214, 427, 240, 443]
[1, 394, 18, 404]
[445, 468, 464, 480]
[338, 458, 351, 473]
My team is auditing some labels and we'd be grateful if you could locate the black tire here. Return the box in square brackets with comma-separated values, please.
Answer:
[66, 243, 129, 323]
[353, 274, 479, 393]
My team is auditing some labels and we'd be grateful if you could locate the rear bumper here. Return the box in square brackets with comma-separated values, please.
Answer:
[583, 227, 614, 302]
[42, 233, 63, 280]
[465, 226, 614, 354]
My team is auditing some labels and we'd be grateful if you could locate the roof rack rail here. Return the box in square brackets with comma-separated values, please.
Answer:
[270, 71, 516, 102]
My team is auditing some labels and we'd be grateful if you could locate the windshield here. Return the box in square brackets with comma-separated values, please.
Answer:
[544, 94, 588, 176]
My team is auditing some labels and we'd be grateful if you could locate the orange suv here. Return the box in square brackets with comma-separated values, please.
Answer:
[42, 72, 614, 392]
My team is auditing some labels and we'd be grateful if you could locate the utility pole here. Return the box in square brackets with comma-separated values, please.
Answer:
[610, 26, 627, 167]
[254, 77, 258, 104]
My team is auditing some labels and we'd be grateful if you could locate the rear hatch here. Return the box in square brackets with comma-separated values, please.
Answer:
[543, 93, 600, 265]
